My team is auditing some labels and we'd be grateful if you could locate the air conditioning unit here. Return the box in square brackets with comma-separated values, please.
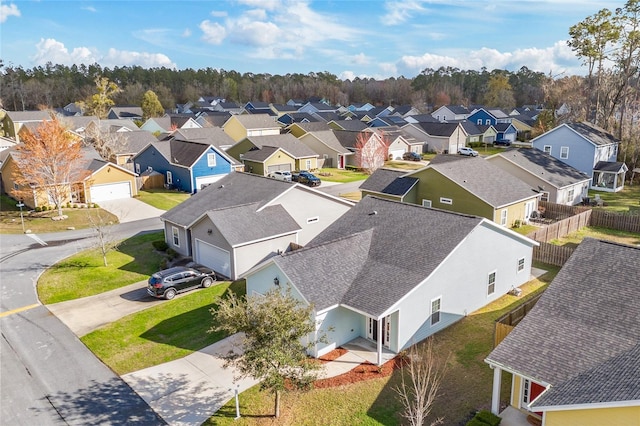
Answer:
[508, 287, 522, 297]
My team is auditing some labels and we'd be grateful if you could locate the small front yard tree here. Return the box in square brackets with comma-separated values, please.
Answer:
[355, 130, 389, 174]
[14, 115, 84, 217]
[394, 337, 449, 426]
[210, 287, 322, 418]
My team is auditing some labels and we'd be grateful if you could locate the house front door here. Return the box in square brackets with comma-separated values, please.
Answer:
[367, 316, 390, 348]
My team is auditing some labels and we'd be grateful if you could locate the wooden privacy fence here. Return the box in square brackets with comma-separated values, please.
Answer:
[494, 294, 543, 347]
[590, 209, 640, 233]
[532, 242, 575, 266]
[527, 209, 591, 243]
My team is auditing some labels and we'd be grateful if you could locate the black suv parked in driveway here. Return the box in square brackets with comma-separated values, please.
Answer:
[493, 139, 512, 147]
[291, 171, 321, 187]
[147, 266, 216, 299]
[402, 151, 422, 161]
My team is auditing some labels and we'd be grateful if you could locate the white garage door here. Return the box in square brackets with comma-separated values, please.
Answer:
[389, 149, 404, 160]
[90, 181, 132, 202]
[267, 164, 292, 173]
[195, 239, 231, 278]
[195, 174, 226, 190]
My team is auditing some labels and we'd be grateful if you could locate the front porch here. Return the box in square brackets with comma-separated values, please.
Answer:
[341, 336, 396, 365]
[499, 406, 540, 426]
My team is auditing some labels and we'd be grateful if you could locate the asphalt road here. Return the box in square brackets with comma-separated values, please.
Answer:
[0, 218, 165, 425]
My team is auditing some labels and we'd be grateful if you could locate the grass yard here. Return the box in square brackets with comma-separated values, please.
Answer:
[588, 184, 640, 213]
[136, 189, 191, 211]
[38, 231, 165, 304]
[0, 194, 119, 234]
[316, 168, 370, 183]
[384, 161, 425, 171]
[82, 280, 243, 375]
[549, 226, 640, 248]
[208, 264, 559, 426]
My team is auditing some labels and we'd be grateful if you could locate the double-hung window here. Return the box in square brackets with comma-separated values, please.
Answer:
[431, 297, 441, 326]
[488, 272, 496, 295]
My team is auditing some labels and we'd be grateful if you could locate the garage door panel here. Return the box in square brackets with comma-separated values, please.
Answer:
[195, 239, 231, 278]
[195, 174, 226, 190]
[90, 181, 132, 202]
[267, 164, 292, 173]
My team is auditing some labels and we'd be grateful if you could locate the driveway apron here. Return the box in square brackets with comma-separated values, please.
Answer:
[98, 198, 165, 223]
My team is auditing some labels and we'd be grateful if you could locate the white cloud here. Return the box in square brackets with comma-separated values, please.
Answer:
[229, 20, 281, 47]
[0, 3, 20, 23]
[381, 0, 426, 25]
[210, 10, 228, 18]
[32, 38, 98, 66]
[237, 0, 281, 11]
[102, 48, 176, 68]
[351, 53, 369, 66]
[30, 38, 176, 69]
[396, 41, 583, 77]
[200, 20, 227, 44]
[182, 28, 192, 37]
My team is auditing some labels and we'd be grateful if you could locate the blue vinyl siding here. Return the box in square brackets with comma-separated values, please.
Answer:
[468, 110, 495, 126]
[190, 147, 232, 192]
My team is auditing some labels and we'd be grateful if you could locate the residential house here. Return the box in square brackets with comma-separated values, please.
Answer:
[312, 111, 343, 123]
[486, 148, 591, 205]
[403, 122, 467, 154]
[286, 121, 331, 138]
[297, 129, 352, 169]
[368, 115, 409, 128]
[196, 112, 232, 128]
[245, 196, 538, 365]
[382, 127, 424, 159]
[171, 127, 239, 154]
[333, 129, 388, 169]
[531, 122, 627, 192]
[404, 114, 439, 124]
[297, 102, 340, 116]
[212, 102, 242, 115]
[133, 136, 236, 193]
[359, 169, 419, 203]
[390, 105, 422, 118]
[222, 114, 281, 143]
[327, 119, 368, 132]
[243, 101, 273, 115]
[276, 112, 318, 127]
[110, 130, 159, 167]
[431, 105, 471, 122]
[1, 146, 137, 208]
[140, 114, 201, 134]
[0, 136, 17, 153]
[226, 134, 318, 175]
[486, 238, 640, 425]
[477, 124, 499, 145]
[107, 106, 144, 121]
[347, 102, 375, 112]
[467, 108, 508, 127]
[361, 155, 540, 226]
[493, 122, 519, 142]
[160, 172, 354, 279]
[1, 110, 52, 141]
[269, 104, 299, 116]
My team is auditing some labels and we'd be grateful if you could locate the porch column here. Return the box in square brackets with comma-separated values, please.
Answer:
[491, 366, 502, 414]
[376, 319, 383, 366]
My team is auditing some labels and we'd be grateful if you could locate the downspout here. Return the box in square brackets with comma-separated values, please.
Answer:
[377, 316, 383, 366]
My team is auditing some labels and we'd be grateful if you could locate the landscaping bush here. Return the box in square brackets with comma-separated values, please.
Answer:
[466, 410, 501, 426]
[35, 206, 42, 212]
[152, 240, 168, 251]
[166, 248, 177, 260]
[158, 258, 168, 270]
[476, 410, 501, 425]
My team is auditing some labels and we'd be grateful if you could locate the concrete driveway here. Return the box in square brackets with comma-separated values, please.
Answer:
[99, 197, 165, 223]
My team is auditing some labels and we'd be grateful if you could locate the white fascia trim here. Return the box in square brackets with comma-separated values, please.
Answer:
[533, 399, 640, 412]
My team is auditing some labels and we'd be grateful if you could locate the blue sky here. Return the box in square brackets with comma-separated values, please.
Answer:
[0, 0, 625, 80]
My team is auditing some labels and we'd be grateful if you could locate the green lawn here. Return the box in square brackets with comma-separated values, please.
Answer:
[316, 168, 370, 183]
[38, 231, 165, 304]
[208, 264, 559, 425]
[549, 226, 640, 247]
[384, 161, 425, 170]
[588, 184, 640, 213]
[136, 189, 191, 210]
[82, 280, 243, 375]
[0, 194, 119, 234]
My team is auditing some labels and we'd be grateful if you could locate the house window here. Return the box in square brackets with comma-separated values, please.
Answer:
[566, 188, 575, 204]
[307, 216, 319, 224]
[440, 197, 453, 205]
[135, 163, 140, 174]
[431, 297, 441, 326]
[207, 153, 216, 167]
[485, 119, 491, 125]
[477, 119, 482, 125]
[488, 271, 496, 295]
[500, 209, 508, 226]
[171, 226, 180, 247]
[543, 145, 551, 154]
[13, 183, 19, 190]
[540, 191, 549, 202]
[523, 379, 531, 404]
[560, 146, 569, 159]
[305, 159, 311, 170]
[422, 199, 432, 208]
[167, 171, 173, 185]
[517, 258, 525, 273]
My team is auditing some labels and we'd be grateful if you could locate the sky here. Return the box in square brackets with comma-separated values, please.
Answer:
[0, 0, 627, 80]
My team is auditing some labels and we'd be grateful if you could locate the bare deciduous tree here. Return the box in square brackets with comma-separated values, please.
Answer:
[394, 337, 449, 426]
[355, 130, 389, 174]
[86, 208, 120, 267]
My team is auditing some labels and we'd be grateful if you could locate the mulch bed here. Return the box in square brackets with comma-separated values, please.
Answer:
[313, 348, 407, 389]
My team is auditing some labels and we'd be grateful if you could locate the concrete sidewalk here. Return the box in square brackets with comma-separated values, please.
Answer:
[99, 198, 165, 223]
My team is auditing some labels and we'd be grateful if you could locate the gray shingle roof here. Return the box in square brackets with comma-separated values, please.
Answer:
[230, 114, 279, 129]
[304, 130, 352, 154]
[241, 145, 279, 162]
[492, 148, 590, 188]
[487, 238, 640, 408]
[275, 196, 484, 316]
[566, 122, 620, 146]
[246, 134, 318, 158]
[593, 161, 627, 173]
[291, 121, 331, 133]
[160, 172, 294, 227]
[414, 122, 460, 137]
[359, 168, 419, 196]
[118, 130, 158, 155]
[168, 139, 209, 166]
[425, 155, 538, 207]
[172, 127, 236, 149]
[207, 203, 300, 246]
[329, 120, 368, 132]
